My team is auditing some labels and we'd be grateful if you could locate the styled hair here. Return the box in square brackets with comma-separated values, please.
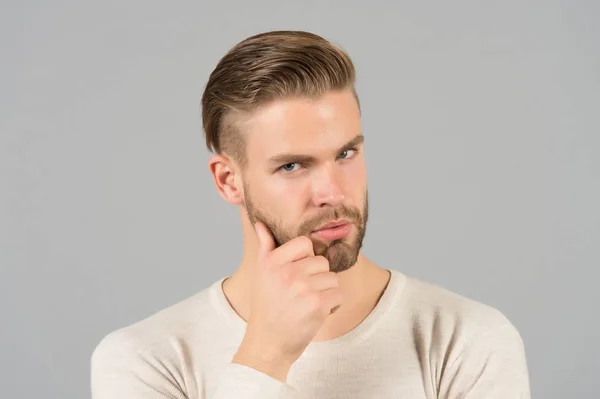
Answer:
[201, 30, 358, 164]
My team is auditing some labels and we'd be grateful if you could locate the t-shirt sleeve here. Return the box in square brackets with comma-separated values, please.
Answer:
[90, 333, 187, 399]
[210, 363, 303, 399]
[91, 332, 303, 399]
[438, 323, 531, 399]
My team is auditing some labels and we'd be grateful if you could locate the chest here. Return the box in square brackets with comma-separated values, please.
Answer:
[283, 349, 437, 399]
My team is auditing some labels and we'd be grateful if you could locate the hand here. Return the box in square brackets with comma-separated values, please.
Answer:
[232, 221, 344, 381]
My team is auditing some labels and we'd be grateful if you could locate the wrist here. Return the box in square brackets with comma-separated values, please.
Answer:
[232, 344, 293, 382]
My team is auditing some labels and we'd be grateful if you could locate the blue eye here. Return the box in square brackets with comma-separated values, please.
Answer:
[339, 149, 356, 159]
[280, 163, 300, 172]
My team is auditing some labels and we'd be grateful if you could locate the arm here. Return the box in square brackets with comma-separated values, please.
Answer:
[438, 323, 531, 399]
[210, 363, 302, 399]
[91, 333, 303, 399]
[90, 334, 186, 399]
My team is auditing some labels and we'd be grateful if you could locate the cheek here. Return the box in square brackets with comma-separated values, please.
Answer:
[342, 161, 367, 191]
[265, 176, 308, 198]
[263, 176, 311, 215]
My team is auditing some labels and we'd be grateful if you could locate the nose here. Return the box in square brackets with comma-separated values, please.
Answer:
[311, 163, 346, 207]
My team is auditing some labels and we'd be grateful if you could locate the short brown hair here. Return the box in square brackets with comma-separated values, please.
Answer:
[201, 30, 358, 164]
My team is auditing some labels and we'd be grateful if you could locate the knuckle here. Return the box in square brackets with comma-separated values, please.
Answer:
[296, 235, 313, 250]
[314, 255, 330, 270]
[325, 272, 339, 288]
[314, 272, 335, 287]
[293, 277, 310, 294]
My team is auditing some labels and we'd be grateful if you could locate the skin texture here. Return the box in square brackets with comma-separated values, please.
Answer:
[208, 90, 391, 379]
[240, 99, 369, 275]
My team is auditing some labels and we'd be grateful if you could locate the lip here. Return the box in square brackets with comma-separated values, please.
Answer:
[313, 219, 351, 232]
[311, 220, 353, 241]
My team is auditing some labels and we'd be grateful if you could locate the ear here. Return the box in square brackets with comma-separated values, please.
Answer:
[208, 154, 244, 205]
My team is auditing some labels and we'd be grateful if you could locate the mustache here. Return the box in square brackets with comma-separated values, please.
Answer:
[299, 206, 363, 234]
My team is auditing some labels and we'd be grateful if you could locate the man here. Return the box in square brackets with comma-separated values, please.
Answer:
[91, 30, 530, 398]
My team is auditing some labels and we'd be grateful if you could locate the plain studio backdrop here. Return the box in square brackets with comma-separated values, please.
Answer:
[1, 1, 599, 398]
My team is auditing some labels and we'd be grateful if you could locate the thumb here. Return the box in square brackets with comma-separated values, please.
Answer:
[254, 221, 276, 256]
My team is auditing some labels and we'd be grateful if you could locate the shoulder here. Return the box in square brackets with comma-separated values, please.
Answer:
[398, 273, 516, 336]
[391, 272, 529, 395]
[91, 280, 221, 368]
[90, 282, 226, 397]
[390, 271, 526, 363]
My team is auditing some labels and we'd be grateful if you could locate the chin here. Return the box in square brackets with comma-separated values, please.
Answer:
[325, 242, 360, 274]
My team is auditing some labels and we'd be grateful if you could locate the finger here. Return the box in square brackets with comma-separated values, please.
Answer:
[254, 221, 276, 258]
[305, 271, 339, 292]
[287, 255, 330, 277]
[270, 235, 315, 265]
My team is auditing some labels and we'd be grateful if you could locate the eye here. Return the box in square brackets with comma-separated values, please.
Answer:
[280, 162, 300, 173]
[338, 148, 357, 159]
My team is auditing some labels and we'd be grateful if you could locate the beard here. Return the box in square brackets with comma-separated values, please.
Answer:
[243, 184, 369, 273]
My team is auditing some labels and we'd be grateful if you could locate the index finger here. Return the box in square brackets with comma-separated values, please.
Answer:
[254, 221, 276, 258]
[268, 235, 315, 265]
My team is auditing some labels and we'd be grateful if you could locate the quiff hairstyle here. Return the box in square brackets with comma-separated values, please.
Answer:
[201, 30, 359, 166]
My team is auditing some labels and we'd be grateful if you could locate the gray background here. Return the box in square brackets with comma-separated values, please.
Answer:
[1, 0, 599, 398]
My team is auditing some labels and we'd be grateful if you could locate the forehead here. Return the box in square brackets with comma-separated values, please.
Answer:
[241, 90, 361, 160]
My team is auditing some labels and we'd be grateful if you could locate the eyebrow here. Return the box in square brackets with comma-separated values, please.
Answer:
[268, 134, 364, 166]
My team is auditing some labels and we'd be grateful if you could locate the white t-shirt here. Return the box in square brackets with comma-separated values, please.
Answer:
[91, 269, 530, 398]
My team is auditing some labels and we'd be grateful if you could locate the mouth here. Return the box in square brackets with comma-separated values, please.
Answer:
[314, 220, 349, 230]
[311, 220, 353, 241]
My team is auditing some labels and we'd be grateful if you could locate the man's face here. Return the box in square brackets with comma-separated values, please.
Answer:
[240, 90, 368, 273]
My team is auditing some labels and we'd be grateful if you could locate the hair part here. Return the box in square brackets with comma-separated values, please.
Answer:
[201, 30, 359, 166]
